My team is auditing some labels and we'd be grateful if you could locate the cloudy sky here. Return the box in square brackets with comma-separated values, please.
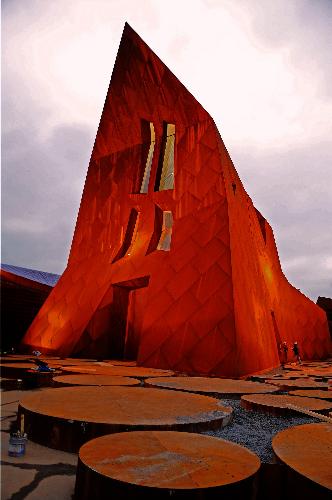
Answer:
[2, 0, 332, 300]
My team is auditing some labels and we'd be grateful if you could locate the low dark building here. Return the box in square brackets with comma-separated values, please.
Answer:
[1, 264, 60, 351]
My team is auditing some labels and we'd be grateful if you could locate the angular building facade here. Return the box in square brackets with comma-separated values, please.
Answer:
[22, 24, 331, 377]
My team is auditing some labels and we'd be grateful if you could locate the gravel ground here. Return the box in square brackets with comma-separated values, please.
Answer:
[203, 398, 316, 463]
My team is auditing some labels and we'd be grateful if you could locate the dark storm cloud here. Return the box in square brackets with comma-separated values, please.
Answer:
[1, 121, 94, 272]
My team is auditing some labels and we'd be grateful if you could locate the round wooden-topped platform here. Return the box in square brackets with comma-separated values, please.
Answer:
[59, 358, 97, 362]
[1, 363, 37, 378]
[53, 374, 141, 387]
[241, 394, 332, 416]
[61, 365, 174, 378]
[251, 372, 310, 382]
[48, 359, 99, 367]
[18, 386, 232, 452]
[145, 377, 279, 397]
[102, 360, 137, 367]
[75, 431, 260, 500]
[271, 372, 310, 379]
[272, 423, 332, 497]
[288, 389, 332, 400]
[265, 378, 327, 391]
[306, 370, 332, 379]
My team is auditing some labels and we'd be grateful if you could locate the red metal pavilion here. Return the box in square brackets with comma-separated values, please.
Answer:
[22, 24, 331, 377]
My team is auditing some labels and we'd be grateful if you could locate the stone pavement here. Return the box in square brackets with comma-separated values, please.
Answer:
[1, 387, 77, 500]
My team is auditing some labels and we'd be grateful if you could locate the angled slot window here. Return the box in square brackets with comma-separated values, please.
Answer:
[155, 123, 175, 191]
[133, 121, 155, 194]
[146, 206, 173, 254]
[157, 211, 173, 251]
[140, 122, 155, 193]
[112, 209, 139, 262]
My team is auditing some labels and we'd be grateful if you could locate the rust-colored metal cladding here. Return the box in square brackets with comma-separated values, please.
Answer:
[145, 376, 279, 397]
[21, 23, 331, 377]
[18, 386, 232, 452]
[241, 394, 332, 416]
[75, 431, 260, 500]
[289, 390, 332, 400]
[61, 365, 174, 378]
[52, 374, 140, 387]
[272, 423, 332, 494]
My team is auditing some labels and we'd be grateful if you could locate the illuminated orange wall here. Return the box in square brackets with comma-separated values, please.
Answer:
[22, 24, 331, 376]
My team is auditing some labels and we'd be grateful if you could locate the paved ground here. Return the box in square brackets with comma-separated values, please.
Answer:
[1, 388, 77, 500]
[1, 361, 330, 499]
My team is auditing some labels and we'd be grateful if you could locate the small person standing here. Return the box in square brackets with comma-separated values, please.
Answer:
[292, 341, 302, 364]
[279, 341, 288, 368]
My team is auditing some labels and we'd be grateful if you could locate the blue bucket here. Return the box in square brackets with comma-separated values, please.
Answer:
[8, 435, 27, 457]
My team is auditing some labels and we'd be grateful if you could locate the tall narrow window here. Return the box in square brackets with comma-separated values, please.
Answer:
[140, 122, 155, 193]
[155, 123, 175, 191]
[146, 207, 173, 254]
[112, 209, 139, 262]
[157, 211, 173, 251]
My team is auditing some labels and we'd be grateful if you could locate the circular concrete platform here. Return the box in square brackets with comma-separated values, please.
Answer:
[75, 431, 260, 500]
[18, 386, 232, 452]
[272, 423, 332, 497]
[288, 390, 332, 400]
[61, 365, 174, 378]
[241, 394, 332, 416]
[264, 379, 327, 391]
[144, 377, 279, 398]
[53, 375, 141, 387]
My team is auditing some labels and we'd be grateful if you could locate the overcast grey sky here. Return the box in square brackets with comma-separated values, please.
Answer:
[2, 0, 332, 300]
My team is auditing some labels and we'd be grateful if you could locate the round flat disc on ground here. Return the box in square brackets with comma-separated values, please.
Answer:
[53, 375, 140, 387]
[0, 362, 34, 369]
[0, 356, 36, 363]
[18, 386, 232, 452]
[102, 360, 137, 367]
[288, 390, 332, 400]
[241, 394, 332, 415]
[264, 379, 327, 391]
[272, 423, 332, 490]
[60, 358, 97, 362]
[306, 370, 332, 379]
[145, 377, 279, 397]
[284, 364, 303, 371]
[48, 360, 99, 367]
[61, 365, 174, 378]
[0, 363, 36, 378]
[274, 372, 310, 379]
[75, 431, 260, 499]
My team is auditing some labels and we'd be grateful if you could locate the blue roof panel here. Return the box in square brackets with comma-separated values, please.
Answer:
[1, 263, 60, 287]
